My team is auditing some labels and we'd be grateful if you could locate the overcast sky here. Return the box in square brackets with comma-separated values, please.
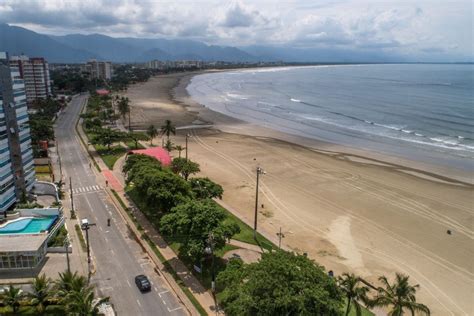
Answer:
[1, 0, 472, 60]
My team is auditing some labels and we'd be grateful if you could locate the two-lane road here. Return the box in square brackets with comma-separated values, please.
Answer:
[55, 94, 186, 315]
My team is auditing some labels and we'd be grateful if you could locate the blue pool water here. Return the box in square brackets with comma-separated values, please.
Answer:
[0, 216, 57, 234]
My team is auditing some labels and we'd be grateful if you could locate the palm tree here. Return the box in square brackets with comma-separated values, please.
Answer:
[369, 273, 430, 316]
[29, 274, 51, 314]
[66, 286, 109, 316]
[117, 96, 130, 120]
[338, 273, 369, 316]
[147, 124, 158, 145]
[160, 119, 176, 141]
[174, 145, 185, 158]
[3, 284, 24, 314]
[54, 270, 88, 302]
[164, 139, 174, 153]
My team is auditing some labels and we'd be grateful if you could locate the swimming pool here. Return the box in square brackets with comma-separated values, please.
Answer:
[0, 216, 58, 234]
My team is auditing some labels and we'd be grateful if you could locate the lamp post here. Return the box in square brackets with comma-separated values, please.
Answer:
[185, 133, 191, 161]
[276, 227, 285, 249]
[81, 220, 96, 283]
[253, 166, 265, 239]
[64, 236, 70, 273]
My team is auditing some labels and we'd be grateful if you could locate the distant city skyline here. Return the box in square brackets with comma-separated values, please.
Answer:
[0, 0, 472, 61]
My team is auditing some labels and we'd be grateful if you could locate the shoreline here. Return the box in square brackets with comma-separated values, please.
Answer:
[124, 70, 474, 315]
[172, 70, 472, 185]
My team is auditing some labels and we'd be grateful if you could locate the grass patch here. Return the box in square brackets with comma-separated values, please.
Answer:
[35, 165, 51, 173]
[94, 145, 127, 170]
[74, 224, 87, 252]
[222, 208, 275, 251]
[125, 140, 145, 150]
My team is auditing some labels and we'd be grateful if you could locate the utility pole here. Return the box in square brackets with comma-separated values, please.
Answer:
[69, 178, 74, 217]
[81, 221, 97, 284]
[185, 133, 191, 161]
[253, 167, 265, 239]
[128, 109, 131, 131]
[64, 237, 70, 273]
[276, 227, 285, 249]
[56, 140, 63, 180]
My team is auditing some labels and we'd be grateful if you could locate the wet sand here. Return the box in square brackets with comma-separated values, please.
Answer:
[123, 72, 474, 316]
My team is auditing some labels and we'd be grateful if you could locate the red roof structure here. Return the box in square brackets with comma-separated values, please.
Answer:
[96, 89, 110, 95]
[130, 147, 172, 166]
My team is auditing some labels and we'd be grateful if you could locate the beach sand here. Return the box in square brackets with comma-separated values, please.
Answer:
[124, 72, 474, 316]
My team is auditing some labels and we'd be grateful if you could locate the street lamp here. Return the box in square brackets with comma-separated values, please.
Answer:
[253, 166, 266, 239]
[81, 219, 96, 283]
[185, 133, 191, 160]
[64, 236, 71, 273]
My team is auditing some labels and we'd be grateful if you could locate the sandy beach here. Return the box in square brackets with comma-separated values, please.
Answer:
[124, 72, 474, 316]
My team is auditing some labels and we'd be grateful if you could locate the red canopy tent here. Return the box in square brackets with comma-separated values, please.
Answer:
[130, 147, 172, 166]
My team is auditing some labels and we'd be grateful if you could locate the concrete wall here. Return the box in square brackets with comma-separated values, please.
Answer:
[19, 207, 60, 217]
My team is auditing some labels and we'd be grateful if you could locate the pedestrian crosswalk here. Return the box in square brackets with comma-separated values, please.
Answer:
[71, 185, 102, 194]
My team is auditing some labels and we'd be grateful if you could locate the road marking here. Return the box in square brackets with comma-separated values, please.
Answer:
[154, 287, 158, 292]
[98, 226, 103, 232]
[136, 299, 141, 307]
[158, 290, 169, 297]
[168, 307, 183, 312]
[104, 237, 108, 243]
[126, 280, 131, 288]
[162, 300, 167, 305]
[110, 249, 115, 255]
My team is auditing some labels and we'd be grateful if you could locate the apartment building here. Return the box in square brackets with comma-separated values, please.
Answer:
[0, 52, 35, 215]
[9, 55, 52, 105]
[82, 59, 113, 80]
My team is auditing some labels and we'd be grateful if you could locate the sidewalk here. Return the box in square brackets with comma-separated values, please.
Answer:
[76, 115, 215, 315]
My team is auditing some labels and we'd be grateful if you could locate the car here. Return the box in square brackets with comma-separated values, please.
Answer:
[135, 275, 151, 292]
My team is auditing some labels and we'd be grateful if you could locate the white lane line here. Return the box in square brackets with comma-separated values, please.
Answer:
[110, 249, 115, 255]
[168, 307, 183, 312]
[136, 299, 142, 307]
[162, 300, 166, 305]
[154, 287, 158, 292]
[126, 280, 131, 287]
[98, 226, 103, 232]
[158, 290, 169, 297]
[104, 237, 108, 243]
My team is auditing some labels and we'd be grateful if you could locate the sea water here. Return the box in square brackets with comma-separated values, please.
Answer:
[187, 64, 474, 171]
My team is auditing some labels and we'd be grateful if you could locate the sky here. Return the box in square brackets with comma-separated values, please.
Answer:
[0, 0, 472, 60]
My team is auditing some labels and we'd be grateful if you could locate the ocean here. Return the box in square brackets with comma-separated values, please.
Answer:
[186, 64, 474, 171]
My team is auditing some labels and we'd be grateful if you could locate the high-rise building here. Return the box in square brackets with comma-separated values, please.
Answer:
[82, 60, 112, 80]
[9, 55, 52, 105]
[0, 52, 35, 215]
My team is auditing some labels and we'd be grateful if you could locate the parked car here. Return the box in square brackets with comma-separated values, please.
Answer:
[135, 275, 151, 292]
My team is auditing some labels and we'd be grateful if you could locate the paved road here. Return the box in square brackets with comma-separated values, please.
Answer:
[55, 94, 186, 315]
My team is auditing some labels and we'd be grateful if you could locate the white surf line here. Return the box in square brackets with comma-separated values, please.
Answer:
[192, 131, 465, 315]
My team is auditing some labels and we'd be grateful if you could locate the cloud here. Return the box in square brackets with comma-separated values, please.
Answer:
[0, 0, 471, 59]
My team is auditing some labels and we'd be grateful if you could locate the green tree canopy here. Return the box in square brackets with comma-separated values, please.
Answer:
[126, 131, 149, 149]
[160, 199, 239, 262]
[171, 157, 200, 180]
[190, 177, 224, 199]
[160, 119, 176, 140]
[338, 273, 369, 316]
[91, 128, 125, 150]
[123, 154, 162, 179]
[217, 251, 344, 316]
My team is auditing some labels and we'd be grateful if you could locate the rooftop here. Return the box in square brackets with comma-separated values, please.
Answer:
[0, 234, 47, 252]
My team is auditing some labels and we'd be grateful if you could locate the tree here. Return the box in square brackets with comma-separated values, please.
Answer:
[66, 286, 109, 316]
[147, 124, 158, 145]
[369, 273, 430, 316]
[29, 274, 51, 314]
[160, 119, 175, 141]
[54, 270, 88, 302]
[190, 177, 224, 199]
[117, 96, 130, 120]
[338, 273, 369, 316]
[126, 131, 149, 149]
[160, 199, 239, 262]
[91, 128, 124, 150]
[171, 157, 200, 180]
[174, 145, 185, 158]
[3, 284, 24, 314]
[217, 251, 344, 316]
[164, 139, 174, 153]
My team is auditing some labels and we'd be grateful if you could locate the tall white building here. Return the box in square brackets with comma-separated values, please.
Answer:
[9, 55, 52, 105]
[83, 60, 112, 80]
[0, 52, 35, 215]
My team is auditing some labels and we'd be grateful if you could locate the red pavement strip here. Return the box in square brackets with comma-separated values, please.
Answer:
[102, 170, 123, 191]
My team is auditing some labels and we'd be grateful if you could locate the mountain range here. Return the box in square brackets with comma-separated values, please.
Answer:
[0, 23, 403, 63]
